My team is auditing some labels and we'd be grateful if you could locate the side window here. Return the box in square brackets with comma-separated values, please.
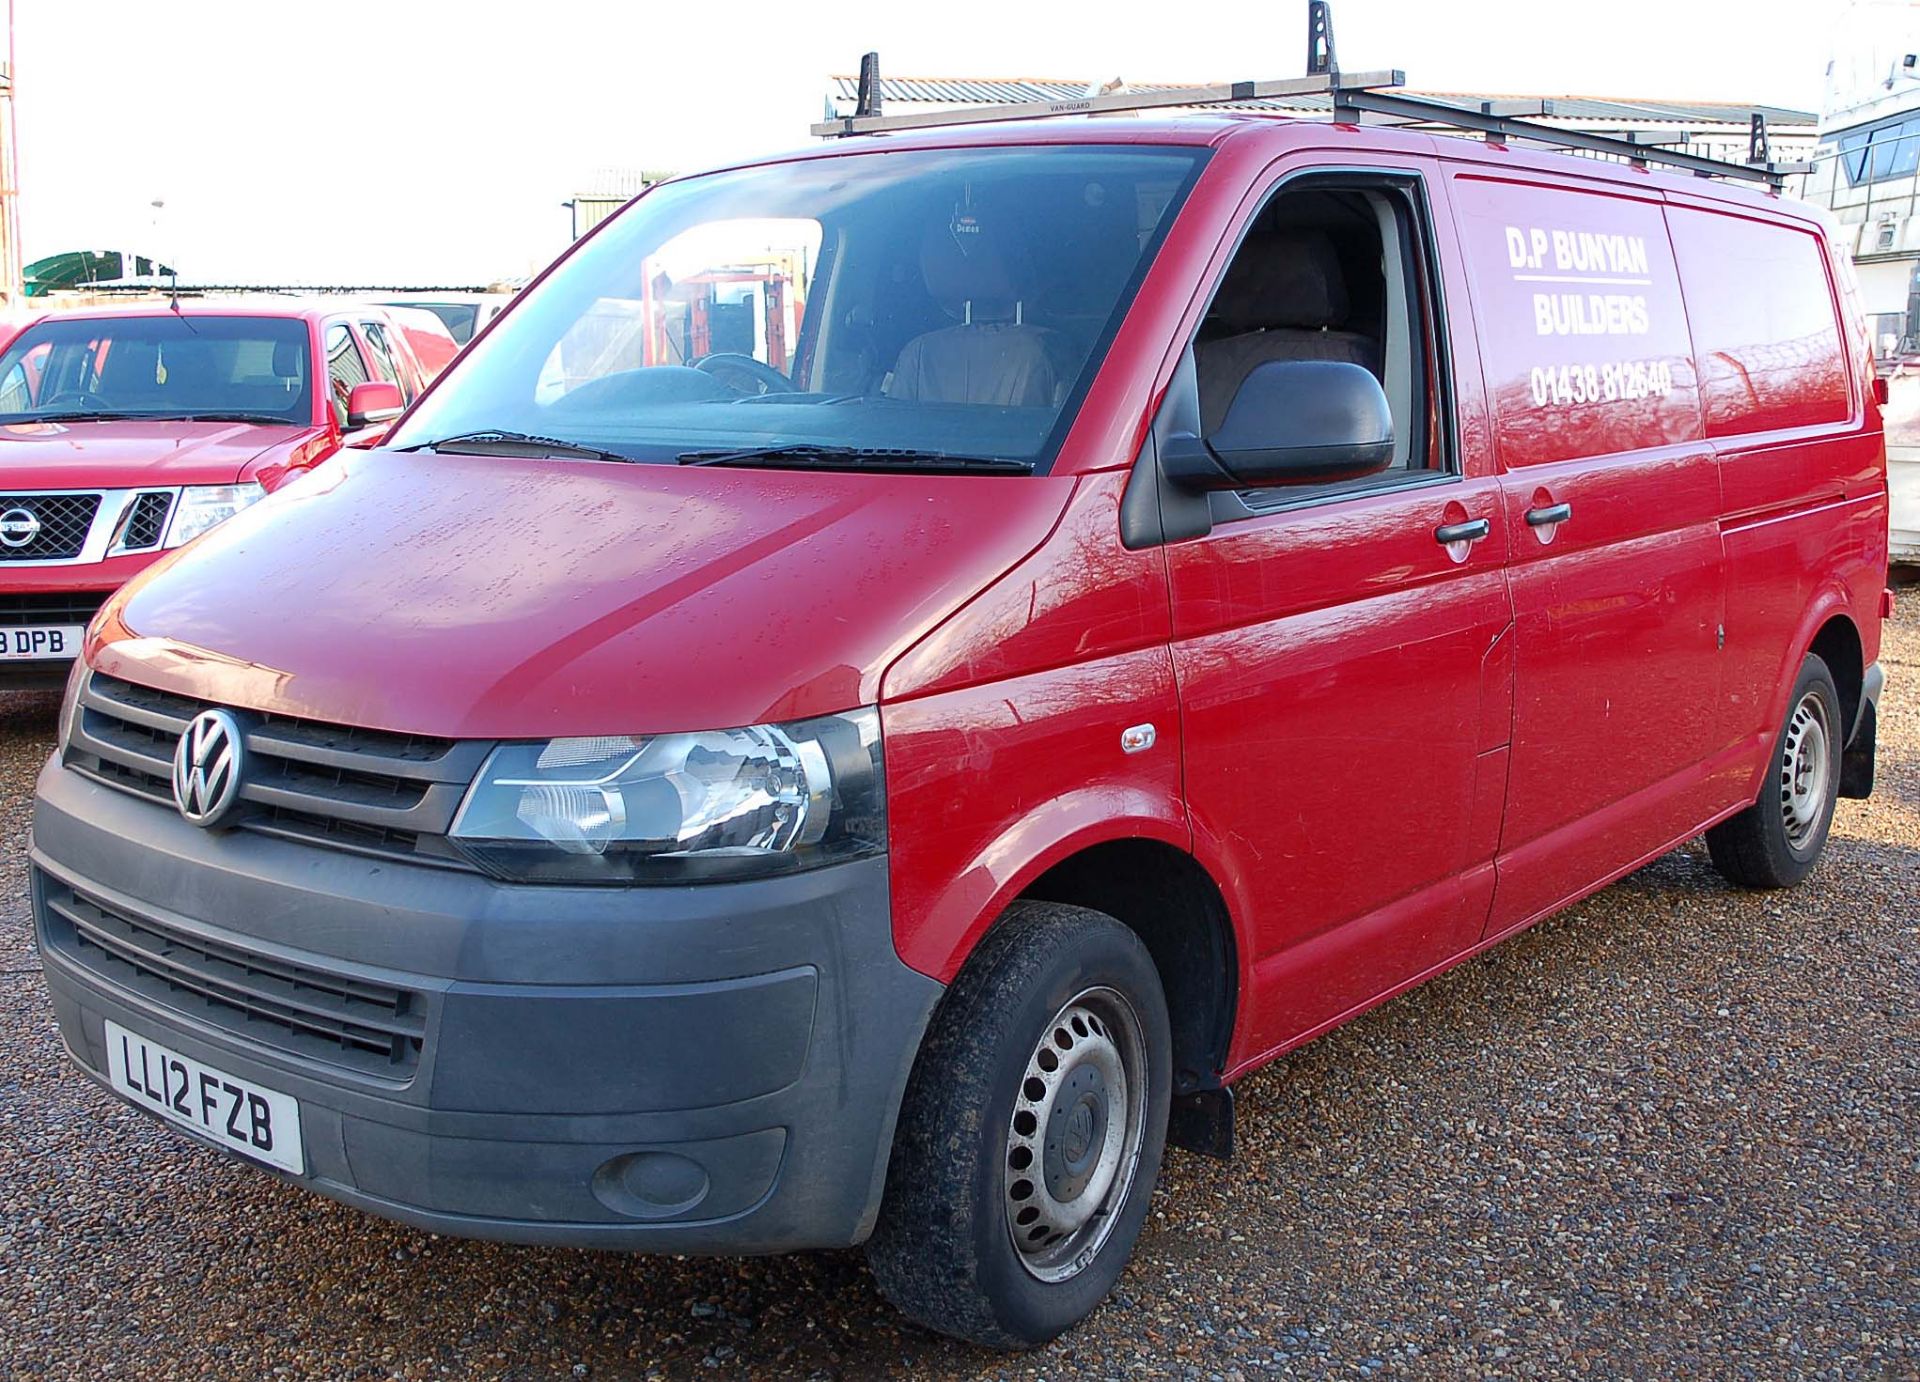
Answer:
[1193, 179, 1442, 506]
[360, 321, 410, 400]
[1666, 209, 1851, 436]
[325, 323, 369, 425]
[0, 341, 50, 411]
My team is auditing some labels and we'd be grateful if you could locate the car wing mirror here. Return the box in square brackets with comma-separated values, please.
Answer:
[1162, 359, 1395, 491]
[345, 380, 404, 429]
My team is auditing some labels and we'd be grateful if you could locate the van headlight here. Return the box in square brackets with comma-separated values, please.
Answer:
[165, 482, 266, 547]
[448, 707, 885, 884]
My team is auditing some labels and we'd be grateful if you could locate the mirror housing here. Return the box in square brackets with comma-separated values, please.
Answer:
[1162, 359, 1395, 492]
[345, 380, 405, 429]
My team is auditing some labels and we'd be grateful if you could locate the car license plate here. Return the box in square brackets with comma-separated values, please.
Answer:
[103, 1019, 305, 1174]
[0, 624, 82, 660]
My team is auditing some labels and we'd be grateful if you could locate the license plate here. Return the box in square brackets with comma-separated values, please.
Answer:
[103, 1019, 305, 1174]
[0, 624, 82, 660]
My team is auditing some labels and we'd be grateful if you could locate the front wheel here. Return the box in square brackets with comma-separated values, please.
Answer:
[865, 901, 1171, 1349]
[1707, 653, 1844, 889]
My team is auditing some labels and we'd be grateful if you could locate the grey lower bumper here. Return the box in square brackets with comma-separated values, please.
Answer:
[31, 758, 943, 1253]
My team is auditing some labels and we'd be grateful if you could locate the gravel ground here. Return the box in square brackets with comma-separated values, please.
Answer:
[1, 594, 1915, 1381]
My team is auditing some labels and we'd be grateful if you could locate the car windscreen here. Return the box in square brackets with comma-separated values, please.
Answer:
[387, 146, 1206, 472]
[407, 302, 479, 343]
[0, 314, 314, 425]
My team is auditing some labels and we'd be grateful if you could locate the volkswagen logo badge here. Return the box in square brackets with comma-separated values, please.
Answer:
[172, 709, 246, 827]
[0, 507, 40, 549]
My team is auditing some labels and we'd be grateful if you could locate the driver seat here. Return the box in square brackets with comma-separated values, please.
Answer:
[885, 221, 1060, 408]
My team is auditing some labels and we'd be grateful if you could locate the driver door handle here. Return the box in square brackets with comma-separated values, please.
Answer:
[1434, 518, 1491, 545]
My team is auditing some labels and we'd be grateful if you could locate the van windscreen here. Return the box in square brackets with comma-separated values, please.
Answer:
[388, 146, 1206, 473]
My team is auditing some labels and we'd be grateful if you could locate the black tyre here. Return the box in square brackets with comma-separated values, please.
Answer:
[865, 901, 1171, 1349]
[1706, 653, 1844, 889]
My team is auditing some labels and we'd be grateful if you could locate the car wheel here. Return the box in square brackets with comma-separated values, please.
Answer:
[865, 900, 1172, 1349]
[1706, 653, 1844, 889]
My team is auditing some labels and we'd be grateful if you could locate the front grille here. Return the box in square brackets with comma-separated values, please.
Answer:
[0, 591, 110, 626]
[0, 493, 101, 560]
[64, 672, 491, 871]
[117, 492, 173, 551]
[40, 878, 426, 1076]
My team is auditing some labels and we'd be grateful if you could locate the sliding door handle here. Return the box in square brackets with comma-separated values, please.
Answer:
[1525, 502, 1573, 528]
[1434, 518, 1491, 545]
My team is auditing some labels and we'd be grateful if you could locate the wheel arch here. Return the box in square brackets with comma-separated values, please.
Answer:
[1754, 589, 1868, 776]
[1016, 838, 1241, 1103]
[1807, 613, 1865, 741]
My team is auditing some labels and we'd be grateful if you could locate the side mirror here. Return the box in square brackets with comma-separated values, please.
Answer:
[345, 380, 405, 428]
[1162, 359, 1395, 491]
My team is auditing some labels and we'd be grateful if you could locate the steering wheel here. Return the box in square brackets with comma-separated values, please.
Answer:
[692, 353, 799, 396]
[38, 388, 110, 412]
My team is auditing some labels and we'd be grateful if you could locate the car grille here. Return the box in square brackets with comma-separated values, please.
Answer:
[117, 492, 174, 551]
[38, 875, 426, 1077]
[0, 590, 110, 626]
[64, 671, 492, 871]
[0, 493, 101, 561]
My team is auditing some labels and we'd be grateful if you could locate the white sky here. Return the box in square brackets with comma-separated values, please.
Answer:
[18, 0, 1859, 286]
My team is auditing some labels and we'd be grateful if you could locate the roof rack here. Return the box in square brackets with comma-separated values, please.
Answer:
[809, 1, 1814, 192]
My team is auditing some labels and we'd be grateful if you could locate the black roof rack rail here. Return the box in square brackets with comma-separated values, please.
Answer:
[809, 1, 1814, 192]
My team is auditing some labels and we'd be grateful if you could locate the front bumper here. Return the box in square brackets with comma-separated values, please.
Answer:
[31, 758, 943, 1253]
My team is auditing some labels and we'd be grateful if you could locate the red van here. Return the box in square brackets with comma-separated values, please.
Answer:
[31, 100, 1888, 1348]
[0, 301, 444, 689]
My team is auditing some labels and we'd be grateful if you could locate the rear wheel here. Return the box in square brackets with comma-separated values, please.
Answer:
[865, 901, 1171, 1349]
[1707, 653, 1843, 889]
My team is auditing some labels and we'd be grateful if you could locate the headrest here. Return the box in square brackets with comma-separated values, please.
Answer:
[1211, 228, 1349, 333]
[920, 217, 1030, 320]
[272, 339, 303, 376]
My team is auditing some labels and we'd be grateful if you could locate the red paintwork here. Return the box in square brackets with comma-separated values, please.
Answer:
[383, 308, 461, 380]
[1, 299, 449, 606]
[93, 453, 1073, 737]
[89, 117, 1889, 1086]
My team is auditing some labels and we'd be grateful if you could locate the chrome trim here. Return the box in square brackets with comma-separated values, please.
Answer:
[0, 486, 183, 566]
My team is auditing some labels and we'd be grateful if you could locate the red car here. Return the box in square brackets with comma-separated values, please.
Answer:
[0, 300, 443, 688]
[32, 96, 1889, 1346]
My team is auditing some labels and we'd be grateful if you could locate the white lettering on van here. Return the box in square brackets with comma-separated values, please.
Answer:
[1532, 292, 1651, 336]
[1503, 224, 1654, 286]
[1547, 228, 1650, 276]
[1527, 358, 1675, 407]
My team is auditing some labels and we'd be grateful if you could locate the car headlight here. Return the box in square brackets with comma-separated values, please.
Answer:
[165, 482, 266, 548]
[448, 707, 885, 884]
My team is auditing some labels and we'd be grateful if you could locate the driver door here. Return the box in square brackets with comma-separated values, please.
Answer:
[1166, 164, 1515, 1062]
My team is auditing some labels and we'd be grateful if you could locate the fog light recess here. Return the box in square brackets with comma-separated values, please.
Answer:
[592, 1150, 712, 1220]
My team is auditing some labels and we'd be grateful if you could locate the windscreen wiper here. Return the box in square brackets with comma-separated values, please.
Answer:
[5, 409, 295, 426]
[677, 443, 1033, 475]
[400, 429, 636, 463]
[137, 411, 299, 426]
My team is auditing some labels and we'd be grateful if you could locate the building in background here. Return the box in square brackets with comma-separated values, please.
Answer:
[564, 169, 674, 241]
[1807, 1, 1920, 353]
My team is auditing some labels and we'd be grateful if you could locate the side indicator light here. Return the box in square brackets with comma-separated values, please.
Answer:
[1121, 724, 1157, 755]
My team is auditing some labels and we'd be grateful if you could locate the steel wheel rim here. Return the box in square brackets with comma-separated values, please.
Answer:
[1003, 985, 1148, 1283]
[1780, 689, 1833, 851]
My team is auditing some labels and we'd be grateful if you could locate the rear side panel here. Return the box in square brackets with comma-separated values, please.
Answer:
[1663, 200, 1888, 772]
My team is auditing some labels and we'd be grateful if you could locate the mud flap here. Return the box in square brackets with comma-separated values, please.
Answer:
[1168, 1086, 1235, 1160]
[1840, 699, 1876, 800]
